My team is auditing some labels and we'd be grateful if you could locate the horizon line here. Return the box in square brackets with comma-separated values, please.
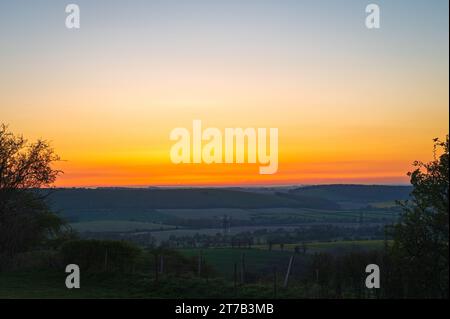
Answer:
[43, 182, 412, 189]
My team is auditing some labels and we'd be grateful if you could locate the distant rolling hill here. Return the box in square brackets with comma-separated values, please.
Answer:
[289, 185, 412, 202]
[44, 188, 339, 211]
[41, 186, 410, 227]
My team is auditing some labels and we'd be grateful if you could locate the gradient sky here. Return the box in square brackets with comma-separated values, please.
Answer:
[0, 0, 448, 187]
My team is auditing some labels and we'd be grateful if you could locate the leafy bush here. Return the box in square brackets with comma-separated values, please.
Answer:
[0, 250, 61, 271]
[60, 240, 141, 273]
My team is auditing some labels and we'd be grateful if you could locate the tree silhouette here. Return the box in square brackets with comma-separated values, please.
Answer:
[0, 124, 68, 265]
[392, 135, 449, 298]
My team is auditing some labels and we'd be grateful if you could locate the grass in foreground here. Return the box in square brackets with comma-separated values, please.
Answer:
[0, 269, 318, 299]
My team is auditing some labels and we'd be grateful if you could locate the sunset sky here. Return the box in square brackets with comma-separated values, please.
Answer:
[0, 0, 448, 187]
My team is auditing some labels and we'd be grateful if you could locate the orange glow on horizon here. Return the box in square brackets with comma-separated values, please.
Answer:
[52, 158, 413, 187]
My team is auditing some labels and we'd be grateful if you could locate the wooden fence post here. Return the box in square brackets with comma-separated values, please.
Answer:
[104, 249, 108, 271]
[273, 267, 277, 298]
[233, 262, 237, 296]
[198, 251, 202, 276]
[283, 255, 295, 288]
[154, 253, 159, 283]
[240, 253, 245, 284]
[159, 255, 164, 274]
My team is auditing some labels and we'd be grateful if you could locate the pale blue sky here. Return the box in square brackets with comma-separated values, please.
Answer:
[0, 0, 448, 71]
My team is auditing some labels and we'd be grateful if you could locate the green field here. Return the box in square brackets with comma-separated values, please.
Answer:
[248, 207, 398, 223]
[254, 239, 388, 254]
[369, 201, 399, 208]
[179, 247, 303, 279]
[67, 207, 399, 233]
[178, 240, 387, 279]
[70, 221, 175, 232]
[156, 208, 254, 220]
